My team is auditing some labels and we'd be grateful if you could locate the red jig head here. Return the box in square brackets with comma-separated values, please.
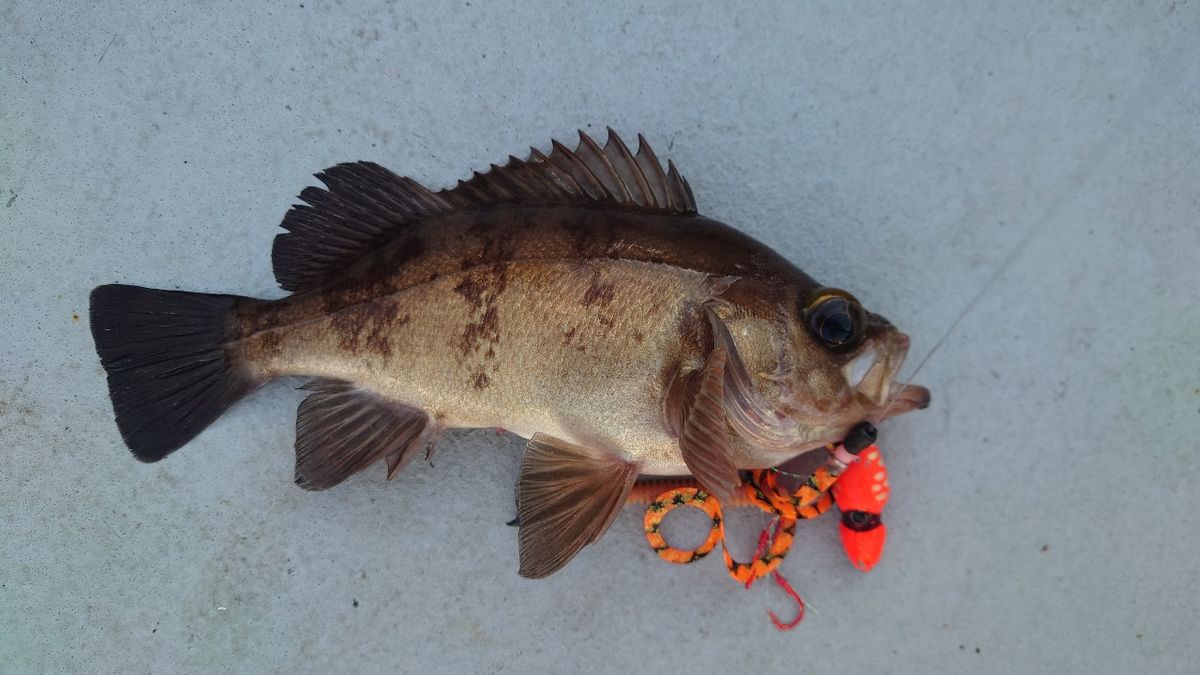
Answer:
[832, 425, 889, 572]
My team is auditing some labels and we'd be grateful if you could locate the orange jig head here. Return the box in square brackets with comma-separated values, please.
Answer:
[832, 443, 889, 572]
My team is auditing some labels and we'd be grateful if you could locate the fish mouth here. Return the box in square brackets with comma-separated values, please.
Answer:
[846, 330, 930, 421]
[846, 330, 910, 407]
[875, 382, 932, 420]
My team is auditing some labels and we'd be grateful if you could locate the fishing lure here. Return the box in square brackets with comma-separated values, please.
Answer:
[832, 438, 889, 572]
[632, 422, 887, 629]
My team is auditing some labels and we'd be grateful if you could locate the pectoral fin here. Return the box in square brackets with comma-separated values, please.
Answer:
[677, 345, 740, 502]
[516, 433, 638, 578]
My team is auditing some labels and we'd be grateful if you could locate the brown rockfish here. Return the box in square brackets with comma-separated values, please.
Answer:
[90, 129, 930, 578]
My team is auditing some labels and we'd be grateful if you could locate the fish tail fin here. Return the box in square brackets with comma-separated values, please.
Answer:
[89, 284, 265, 462]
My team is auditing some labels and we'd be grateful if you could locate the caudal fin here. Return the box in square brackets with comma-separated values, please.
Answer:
[89, 284, 263, 462]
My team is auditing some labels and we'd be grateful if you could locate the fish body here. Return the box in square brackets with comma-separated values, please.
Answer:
[236, 207, 816, 475]
[90, 130, 929, 577]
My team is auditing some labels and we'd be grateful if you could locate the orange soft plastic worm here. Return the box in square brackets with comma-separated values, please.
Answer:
[636, 424, 888, 628]
[642, 487, 725, 564]
[639, 446, 851, 585]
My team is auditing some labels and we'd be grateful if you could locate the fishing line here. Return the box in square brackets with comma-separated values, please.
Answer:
[880, 216, 1040, 418]
[879, 85, 1157, 420]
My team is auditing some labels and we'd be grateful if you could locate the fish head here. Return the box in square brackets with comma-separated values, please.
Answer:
[712, 285, 930, 456]
[783, 287, 930, 422]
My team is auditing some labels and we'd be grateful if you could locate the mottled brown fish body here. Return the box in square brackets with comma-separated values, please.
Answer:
[231, 204, 817, 473]
[89, 129, 929, 578]
[239, 256, 717, 473]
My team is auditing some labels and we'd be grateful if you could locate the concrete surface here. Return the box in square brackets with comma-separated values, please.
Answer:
[3, 1, 1198, 673]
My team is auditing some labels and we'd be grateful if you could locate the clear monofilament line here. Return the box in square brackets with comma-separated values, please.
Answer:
[878, 78, 1162, 421]
[880, 222, 1036, 419]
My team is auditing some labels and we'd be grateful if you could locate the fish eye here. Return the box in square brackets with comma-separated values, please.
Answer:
[804, 292, 865, 352]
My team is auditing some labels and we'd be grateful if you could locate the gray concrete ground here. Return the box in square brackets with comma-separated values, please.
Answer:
[2, 2, 1198, 673]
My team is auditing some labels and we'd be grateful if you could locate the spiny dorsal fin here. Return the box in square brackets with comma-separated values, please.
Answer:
[272, 162, 454, 292]
[272, 130, 695, 292]
[442, 128, 697, 214]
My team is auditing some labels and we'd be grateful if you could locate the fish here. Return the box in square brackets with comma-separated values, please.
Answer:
[89, 129, 931, 578]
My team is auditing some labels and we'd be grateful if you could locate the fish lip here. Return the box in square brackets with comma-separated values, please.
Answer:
[877, 383, 932, 419]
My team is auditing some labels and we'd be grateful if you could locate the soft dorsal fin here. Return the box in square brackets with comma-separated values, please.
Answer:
[441, 128, 697, 214]
[272, 162, 454, 292]
[272, 129, 695, 292]
[272, 163, 453, 291]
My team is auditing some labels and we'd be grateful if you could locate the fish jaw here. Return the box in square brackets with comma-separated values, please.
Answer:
[842, 324, 909, 407]
[876, 382, 932, 421]
[845, 324, 933, 422]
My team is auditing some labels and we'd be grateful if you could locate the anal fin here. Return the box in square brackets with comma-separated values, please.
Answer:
[517, 433, 638, 578]
[294, 379, 430, 490]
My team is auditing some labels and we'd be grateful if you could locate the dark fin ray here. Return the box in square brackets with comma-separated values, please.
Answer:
[89, 284, 263, 462]
[293, 379, 430, 490]
[516, 433, 638, 578]
[442, 128, 697, 215]
[273, 130, 694, 292]
[634, 134, 672, 209]
[272, 162, 453, 292]
[678, 345, 740, 502]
